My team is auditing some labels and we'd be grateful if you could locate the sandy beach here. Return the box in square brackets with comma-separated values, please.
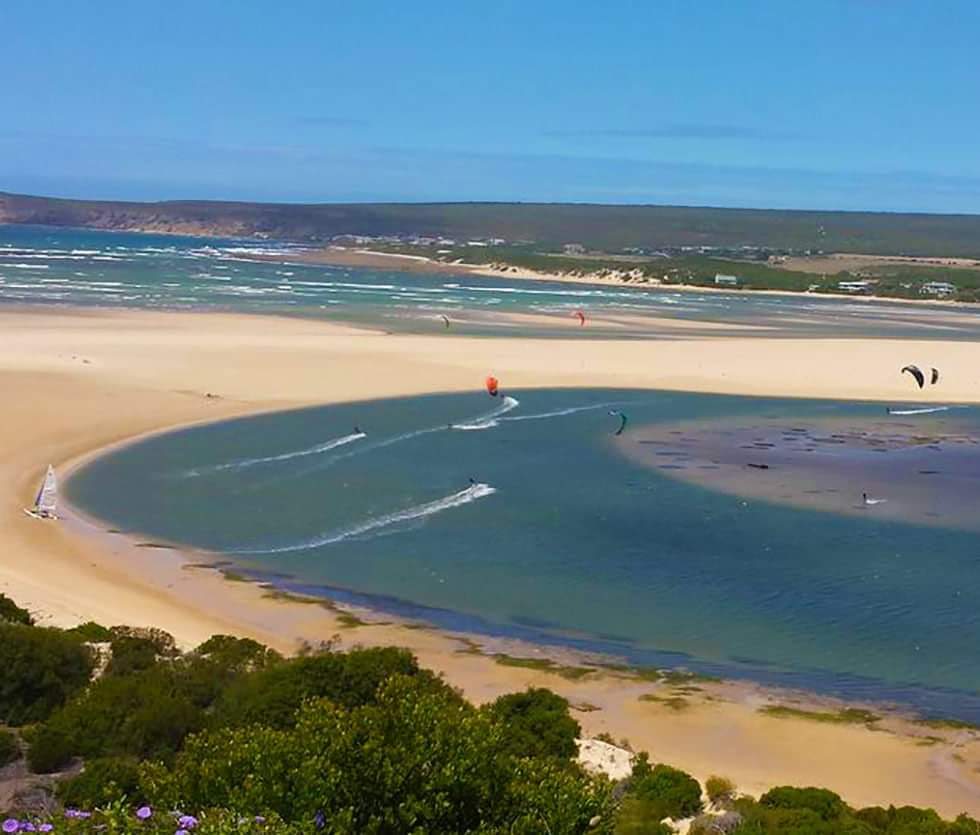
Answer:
[256, 245, 980, 311]
[3, 305, 980, 816]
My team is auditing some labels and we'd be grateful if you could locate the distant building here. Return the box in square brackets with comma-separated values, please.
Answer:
[920, 281, 956, 296]
[837, 280, 875, 294]
[714, 274, 739, 286]
[489, 238, 506, 246]
[466, 240, 488, 247]
[563, 243, 586, 255]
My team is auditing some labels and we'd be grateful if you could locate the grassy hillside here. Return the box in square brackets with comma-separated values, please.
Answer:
[4, 191, 980, 256]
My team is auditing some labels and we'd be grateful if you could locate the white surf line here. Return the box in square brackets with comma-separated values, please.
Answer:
[184, 432, 366, 477]
[887, 406, 959, 416]
[235, 483, 497, 554]
[451, 396, 520, 430]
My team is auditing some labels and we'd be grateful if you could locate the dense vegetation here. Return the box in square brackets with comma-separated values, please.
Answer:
[6, 191, 980, 256]
[1, 593, 978, 834]
[0, 593, 33, 626]
[366, 240, 980, 301]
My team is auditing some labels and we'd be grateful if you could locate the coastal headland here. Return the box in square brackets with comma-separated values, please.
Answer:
[3, 306, 980, 816]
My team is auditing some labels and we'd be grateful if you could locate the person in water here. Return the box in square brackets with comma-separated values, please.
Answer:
[354, 425, 362, 435]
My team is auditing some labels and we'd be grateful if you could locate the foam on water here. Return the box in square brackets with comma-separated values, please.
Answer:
[237, 482, 497, 554]
[452, 396, 520, 429]
[184, 431, 366, 477]
[502, 400, 637, 422]
[887, 406, 957, 416]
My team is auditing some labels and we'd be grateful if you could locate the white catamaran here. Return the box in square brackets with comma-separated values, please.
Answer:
[25, 465, 58, 519]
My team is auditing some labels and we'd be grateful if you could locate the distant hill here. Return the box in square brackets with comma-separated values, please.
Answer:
[3, 191, 980, 256]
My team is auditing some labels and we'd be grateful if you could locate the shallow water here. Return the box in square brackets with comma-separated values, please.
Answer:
[68, 388, 980, 721]
[4, 225, 980, 339]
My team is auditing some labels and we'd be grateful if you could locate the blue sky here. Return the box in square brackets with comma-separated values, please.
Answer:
[2, 0, 979, 211]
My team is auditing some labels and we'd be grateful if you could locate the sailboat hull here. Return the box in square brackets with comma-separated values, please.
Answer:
[23, 508, 57, 520]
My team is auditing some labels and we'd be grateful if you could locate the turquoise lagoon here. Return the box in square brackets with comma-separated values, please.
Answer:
[67, 388, 980, 722]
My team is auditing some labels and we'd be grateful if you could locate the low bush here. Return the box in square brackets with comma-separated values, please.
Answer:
[65, 621, 113, 642]
[485, 687, 581, 762]
[211, 645, 439, 729]
[705, 774, 736, 805]
[631, 760, 703, 821]
[0, 593, 33, 626]
[0, 622, 93, 725]
[25, 724, 73, 773]
[31, 667, 206, 770]
[0, 728, 19, 767]
[106, 635, 160, 677]
[140, 674, 612, 832]
[56, 756, 144, 808]
[192, 634, 281, 672]
[759, 786, 845, 821]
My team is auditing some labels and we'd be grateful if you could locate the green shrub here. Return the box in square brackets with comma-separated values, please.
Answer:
[0, 728, 19, 767]
[730, 795, 875, 834]
[613, 795, 674, 834]
[0, 593, 33, 625]
[705, 774, 735, 805]
[109, 626, 177, 657]
[65, 621, 113, 642]
[106, 635, 160, 676]
[192, 634, 281, 672]
[627, 759, 702, 821]
[853, 804, 980, 833]
[25, 724, 73, 773]
[27, 635, 289, 770]
[56, 756, 144, 808]
[140, 674, 612, 832]
[32, 667, 205, 769]
[0, 622, 93, 725]
[212, 645, 437, 729]
[486, 687, 581, 762]
[760, 786, 845, 821]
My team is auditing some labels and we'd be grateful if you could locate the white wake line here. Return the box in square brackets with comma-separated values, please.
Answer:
[235, 483, 497, 554]
[451, 396, 520, 430]
[887, 406, 960, 416]
[184, 432, 365, 476]
[501, 400, 638, 423]
[292, 397, 524, 478]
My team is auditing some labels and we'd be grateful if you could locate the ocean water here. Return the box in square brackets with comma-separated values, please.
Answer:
[4, 224, 980, 340]
[68, 388, 980, 721]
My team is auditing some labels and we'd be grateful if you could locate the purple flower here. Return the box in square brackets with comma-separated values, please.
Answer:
[64, 810, 90, 820]
[314, 810, 326, 830]
[254, 817, 266, 824]
[135, 806, 152, 821]
[177, 816, 197, 830]
[1, 820, 19, 834]
[38, 828, 53, 834]
[21, 826, 36, 833]
[175, 830, 189, 835]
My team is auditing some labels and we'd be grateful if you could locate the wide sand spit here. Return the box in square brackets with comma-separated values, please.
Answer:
[3, 306, 980, 816]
